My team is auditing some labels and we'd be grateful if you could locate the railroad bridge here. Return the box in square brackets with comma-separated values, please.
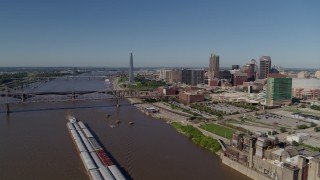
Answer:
[0, 87, 170, 114]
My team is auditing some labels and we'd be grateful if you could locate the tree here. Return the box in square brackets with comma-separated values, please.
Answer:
[297, 124, 308, 129]
[310, 122, 317, 127]
[292, 141, 299, 147]
[280, 127, 287, 133]
[300, 104, 306, 108]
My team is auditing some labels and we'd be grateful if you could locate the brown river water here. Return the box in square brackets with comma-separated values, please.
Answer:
[0, 76, 250, 180]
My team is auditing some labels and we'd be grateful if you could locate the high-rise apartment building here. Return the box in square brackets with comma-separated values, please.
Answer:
[266, 74, 292, 106]
[180, 69, 204, 85]
[129, 53, 134, 83]
[242, 61, 256, 81]
[169, 69, 181, 83]
[259, 56, 271, 79]
[181, 69, 192, 85]
[160, 69, 204, 85]
[209, 53, 219, 79]
[191, 70, 205, 85]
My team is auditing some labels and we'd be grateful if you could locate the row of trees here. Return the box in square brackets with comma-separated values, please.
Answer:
[311, 104, 320, 111]
[171, 122, 221, 153]
[0, 72, 28, 85]
[225, 102, 259, 111]
[123, 76, 166, 90]
[296, 122, 317, 130]
[1, 71, 72, 89]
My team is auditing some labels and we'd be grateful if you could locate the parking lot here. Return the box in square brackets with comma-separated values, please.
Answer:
[254, 112, 308, 128]
[169, 101, 215, 119]
[204, 103, 250, 115]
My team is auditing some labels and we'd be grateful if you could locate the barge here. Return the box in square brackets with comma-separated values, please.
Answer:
[67, 117, 126, 180]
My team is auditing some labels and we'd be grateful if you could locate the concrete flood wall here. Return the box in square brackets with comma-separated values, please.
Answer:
[220, 153, 271, 180]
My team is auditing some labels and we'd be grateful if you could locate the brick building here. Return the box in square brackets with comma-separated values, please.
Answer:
[179, 92, 204, 104]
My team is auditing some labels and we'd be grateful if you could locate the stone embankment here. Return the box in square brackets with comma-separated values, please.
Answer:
[220, 154, 271, 180]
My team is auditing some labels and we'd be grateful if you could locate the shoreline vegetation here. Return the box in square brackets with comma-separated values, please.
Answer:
[170, 122, 221, 153]
[126, 98, 222, 153]
[0, 71, 74, 90]
[199, 123, 235, 139]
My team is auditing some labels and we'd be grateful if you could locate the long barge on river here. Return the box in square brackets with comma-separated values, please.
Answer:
[67, 117, 126, 180]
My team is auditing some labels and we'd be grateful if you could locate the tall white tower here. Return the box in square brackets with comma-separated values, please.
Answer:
[129, 53, 134, 83]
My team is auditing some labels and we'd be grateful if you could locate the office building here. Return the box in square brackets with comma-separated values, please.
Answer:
[169, 69, 181, 83]
[209, 53, 220, 79]
[179, 92, 204, 104]
[191, 70, 205, 85]
[242, 63, 256, 82]
[232, 72, 248, 86]
[181, 69, 192, 85]
[259, 56, 271, 79]
[180, 69, 205, 85]
[159, 69, 171, 81]
[266, 74, 292, 106]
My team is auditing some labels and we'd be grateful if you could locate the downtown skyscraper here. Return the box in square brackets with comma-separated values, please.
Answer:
[259, 56, 271, 79]
[209, 53, 219, 79]
[129, 53, 134, 83]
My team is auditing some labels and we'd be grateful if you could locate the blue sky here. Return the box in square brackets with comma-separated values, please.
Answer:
[0, 0, 319, 68]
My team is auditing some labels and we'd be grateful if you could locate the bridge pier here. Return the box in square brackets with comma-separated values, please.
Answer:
[6, 103, 10, 114]
[72, 92, 76, 100]
[21, 93, 25, 103]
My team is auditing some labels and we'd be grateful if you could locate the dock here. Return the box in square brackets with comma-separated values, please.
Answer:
[67, 119, 126, 180]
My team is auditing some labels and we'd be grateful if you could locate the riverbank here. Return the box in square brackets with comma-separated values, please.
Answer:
[127, 98, 189, 123]
[171, 122, 221, 153]
[127, 98, 224, 152]
[126, 98, 256, 179]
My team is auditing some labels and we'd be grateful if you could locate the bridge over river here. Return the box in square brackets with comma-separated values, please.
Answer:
[0, 74, 179, 114]
[0, 88, 174, 113]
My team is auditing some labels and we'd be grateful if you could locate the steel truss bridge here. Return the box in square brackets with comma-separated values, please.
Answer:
[0, 88, 177, 114]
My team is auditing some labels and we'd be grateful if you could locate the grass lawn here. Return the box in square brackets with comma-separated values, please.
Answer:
[200, 123, 234, 139]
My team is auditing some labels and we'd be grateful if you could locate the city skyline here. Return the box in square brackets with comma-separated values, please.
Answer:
[0, 0, 319, 68]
